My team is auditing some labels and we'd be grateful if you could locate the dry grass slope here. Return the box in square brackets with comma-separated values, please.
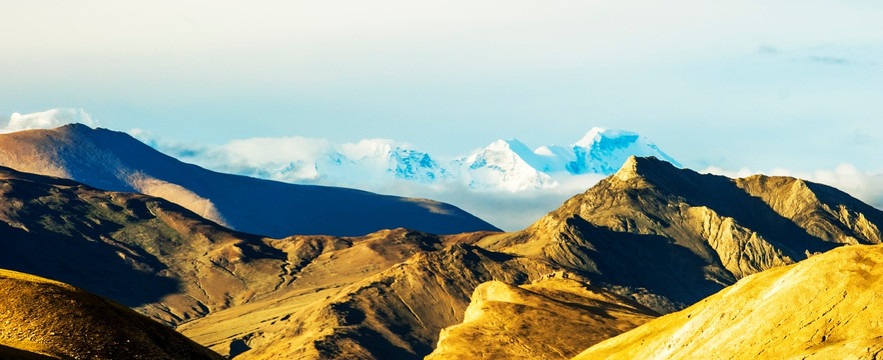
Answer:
[230, 244, 566, 360]
[572, 244, 883, 360]
[0, 269, 223, 360]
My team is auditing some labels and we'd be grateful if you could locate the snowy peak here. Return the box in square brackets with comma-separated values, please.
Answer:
[460, 139, 555, 191]
[455, 129, 679, 191]
[572, 127, 631, 148]
[388, 146, 449, 183]
[568, 128, 679, 175]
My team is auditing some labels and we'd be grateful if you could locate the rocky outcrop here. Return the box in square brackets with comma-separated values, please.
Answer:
[425, 278, 657, 360]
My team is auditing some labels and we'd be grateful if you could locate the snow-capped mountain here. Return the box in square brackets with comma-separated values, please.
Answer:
[568, 127, 680, 174]
[160, 137, 451, 187]
[455, 128, 680, 191]
[150, 128, 676, 193]
[455, 139, 555, 192]
[1, 109, 681, 230]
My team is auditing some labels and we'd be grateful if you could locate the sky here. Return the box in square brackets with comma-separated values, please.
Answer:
[1, 1, 881, 172]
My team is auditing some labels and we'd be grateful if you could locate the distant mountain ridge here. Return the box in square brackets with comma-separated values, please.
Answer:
[0, 124, 498, 237]
[150, 123, 678, 192]
[2, 109, 681, 231]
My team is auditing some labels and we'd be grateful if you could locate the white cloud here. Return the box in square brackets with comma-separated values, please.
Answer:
[1, 108, 96, 133]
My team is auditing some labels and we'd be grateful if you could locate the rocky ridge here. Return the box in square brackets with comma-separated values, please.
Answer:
[478, 156, 883, 311]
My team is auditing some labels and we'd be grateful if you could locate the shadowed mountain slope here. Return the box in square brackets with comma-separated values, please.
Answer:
[0, 165, 290, 325]
[478, 156, 883, 312]
[0, 269, 223, 360]
[0, 124, 498, 236]
[572, 243, 883, 360]
[425, 278, 658, 360]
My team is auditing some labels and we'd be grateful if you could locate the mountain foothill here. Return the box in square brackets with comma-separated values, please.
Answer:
[0, 123, 881, 359]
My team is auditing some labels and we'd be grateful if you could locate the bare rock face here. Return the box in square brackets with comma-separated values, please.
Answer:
[425, 278, 658, 360]
[573, 243, 883, 360]
[479, 156, 883, 312]
[0, 269, 223, 360]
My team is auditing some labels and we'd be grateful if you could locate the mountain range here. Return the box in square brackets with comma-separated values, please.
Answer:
[2, 147, 883, 359]
[3, 109, 683, 231]
[160, 125, 679, 192]
[0, 124, 497, 237]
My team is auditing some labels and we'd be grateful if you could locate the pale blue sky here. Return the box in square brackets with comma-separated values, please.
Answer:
[2, 1, 882, 172]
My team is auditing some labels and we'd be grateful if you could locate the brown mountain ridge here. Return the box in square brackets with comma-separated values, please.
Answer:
[478, 156, 882, 312]
[2, 155, 883, 359]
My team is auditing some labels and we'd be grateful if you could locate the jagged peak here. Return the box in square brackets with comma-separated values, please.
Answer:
[612, 156, 679, 182]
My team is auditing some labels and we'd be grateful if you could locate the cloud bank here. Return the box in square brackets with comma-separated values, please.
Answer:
[702, 164, 883, 210]
[1, 108, 95, 133]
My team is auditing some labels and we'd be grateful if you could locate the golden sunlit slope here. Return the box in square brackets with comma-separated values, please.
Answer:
[572, 243, 883, 360]
[479, 156, 883, 312]
[0, 269, 223, 360]
[0, 124, 499, 237]
[204, 244, 566, 360]
[425, 278, 658, 360]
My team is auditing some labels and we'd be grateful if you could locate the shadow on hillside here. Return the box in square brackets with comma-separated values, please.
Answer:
[0, 344, 57, 360]
[636, 160, 842, 257]
[565, 216, 729, 306]
[0, 216, 180, 309]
